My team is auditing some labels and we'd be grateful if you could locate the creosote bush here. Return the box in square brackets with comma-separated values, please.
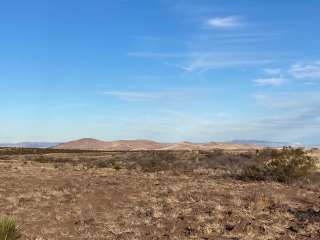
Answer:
[0, 216, 20, 240]
[242, 147, 318, 182]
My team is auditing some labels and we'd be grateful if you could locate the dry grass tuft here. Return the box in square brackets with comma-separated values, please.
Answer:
[0, 216, 20, 240]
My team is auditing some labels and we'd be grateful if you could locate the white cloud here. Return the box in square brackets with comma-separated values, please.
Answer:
[253, 91, 320, 109]
[100, 88, 215, 102]
[263, 68, 282, 75]
[101, 91, 161, 102]
[128, 51, 271, 72]
[183, 55, 271, 72]
[253, 77, 285, 86]
[208, 16, 242, 28]
[250, 91, 320, 143]
[93, 91, 320, 144]
[289, 61, 320, 79]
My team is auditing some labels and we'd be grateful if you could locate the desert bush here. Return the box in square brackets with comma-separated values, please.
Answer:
[203, 151, 256, 175]
[95, 160, 110, 168]
[31, 155, 70, 163]
[139, 157, 170, 172]
[0, 216, 20, 240]
[0, 147, 103, 156]
[242, 147, 318, 182]
[241, 164, 267, 181]
[114, 165, 121, 171]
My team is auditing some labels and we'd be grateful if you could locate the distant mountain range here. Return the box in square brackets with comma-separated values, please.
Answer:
[0, 139, 310, 150]
[53, 138, 262, 151]
[0, 142, 61, 148]
[228, 140, 291, 147]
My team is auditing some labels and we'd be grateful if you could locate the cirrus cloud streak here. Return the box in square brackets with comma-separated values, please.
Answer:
[208, 16, 242, 28]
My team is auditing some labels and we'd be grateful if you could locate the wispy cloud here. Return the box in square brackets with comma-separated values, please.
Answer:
[263, 68, 282, 75]
[207, 16, 242, 28]
[182, 53, 271, 72]
[100, 88, 215, 102]
[92, 104, 320, 144]
[127, 51, 272, 72]
[94, 90, 320, 144]
[258, 111, 320, 129]
[101, 91, 161, 102]
[55, 103, 88, 109]
[253, 91, 320, 109]
[250, 91, 320, 143]
[183, 59, 271, 72]
[289, 61, 320, 79]
[253, 77, 285, 86]
[127, 52, 187, 59]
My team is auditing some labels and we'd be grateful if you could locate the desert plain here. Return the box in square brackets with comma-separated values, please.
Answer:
[0, 140, 320, 240]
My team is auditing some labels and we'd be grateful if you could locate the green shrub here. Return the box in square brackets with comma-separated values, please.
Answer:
[0, 216, 20, 240]
[242, 147, 318, 182]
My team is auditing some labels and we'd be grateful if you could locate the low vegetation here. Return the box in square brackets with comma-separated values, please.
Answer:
[0, 147, 319, 239]
[0, 216, 19, 240]
[7, 147, 317, 183]
[0, 147, 103, 156]
[242, 147, 318, 182]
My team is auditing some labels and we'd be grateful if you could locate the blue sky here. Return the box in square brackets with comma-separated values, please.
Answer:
[1, 0, 320, 144]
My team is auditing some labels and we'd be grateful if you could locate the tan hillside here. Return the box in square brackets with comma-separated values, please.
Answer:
[53, 138, 262, 151]
[53, 138, 111, 150]
[108, 140, 170, 151]
[53, 138, 169, 151]
[160, 141, 209, 151]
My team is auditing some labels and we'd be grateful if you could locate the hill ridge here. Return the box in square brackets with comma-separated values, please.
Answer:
[53, 138, 261, 151]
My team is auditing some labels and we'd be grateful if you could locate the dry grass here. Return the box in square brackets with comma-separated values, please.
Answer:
[0, 216, 19, 240]
[0, 149, 319, 239]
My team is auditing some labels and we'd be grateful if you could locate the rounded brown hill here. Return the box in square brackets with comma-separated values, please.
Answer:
[53, 138, 169, 151]
[53, 138, 261, 151]
[53, 138, 110, 150]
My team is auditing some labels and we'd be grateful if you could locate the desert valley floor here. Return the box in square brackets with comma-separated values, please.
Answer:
[0, 149, 320, 240]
